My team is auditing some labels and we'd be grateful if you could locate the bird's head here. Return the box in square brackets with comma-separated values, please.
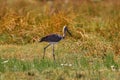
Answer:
[63, 25, 72, 38]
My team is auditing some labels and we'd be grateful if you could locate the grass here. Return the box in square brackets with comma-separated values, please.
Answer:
[0, 40, 120, 80]
[0, 0, 120, 80]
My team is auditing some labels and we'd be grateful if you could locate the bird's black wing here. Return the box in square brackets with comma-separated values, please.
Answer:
[40, 34, 62, 42]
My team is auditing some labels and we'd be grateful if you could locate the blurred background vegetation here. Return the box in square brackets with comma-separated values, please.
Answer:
[0, 0, 120, 54]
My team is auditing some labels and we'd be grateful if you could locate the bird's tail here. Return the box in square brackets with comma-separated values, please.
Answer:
[39, 37, 45, 42]
[39, 39, 43, 42]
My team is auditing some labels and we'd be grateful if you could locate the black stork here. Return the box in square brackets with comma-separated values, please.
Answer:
[39, 26, 72, 61]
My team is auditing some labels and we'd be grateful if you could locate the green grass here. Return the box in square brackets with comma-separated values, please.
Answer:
[0, 40, 120, 80]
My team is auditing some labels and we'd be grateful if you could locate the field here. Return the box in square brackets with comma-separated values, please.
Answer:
[0, 0, 120, 80]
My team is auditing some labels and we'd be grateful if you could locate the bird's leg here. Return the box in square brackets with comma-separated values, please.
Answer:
[43, 44, 51, 59]
[52, 44, 55, 61]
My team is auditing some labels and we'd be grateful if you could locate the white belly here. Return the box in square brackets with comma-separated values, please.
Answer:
[49, 42, 57, 44]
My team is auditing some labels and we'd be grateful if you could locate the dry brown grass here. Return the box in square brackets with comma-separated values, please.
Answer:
[0, 0, 120, 55]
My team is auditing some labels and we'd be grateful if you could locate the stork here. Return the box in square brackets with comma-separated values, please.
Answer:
[39, 26, 72, 61]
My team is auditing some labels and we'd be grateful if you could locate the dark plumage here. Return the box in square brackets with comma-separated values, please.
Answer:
[39, 26, 72, 61]
[40, 34, 63, 42]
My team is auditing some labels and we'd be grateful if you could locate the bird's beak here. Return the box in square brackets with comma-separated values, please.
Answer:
[67, 29, 72, 37]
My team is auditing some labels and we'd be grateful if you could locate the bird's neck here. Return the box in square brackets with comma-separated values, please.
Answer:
[62, 31, 66, 39]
